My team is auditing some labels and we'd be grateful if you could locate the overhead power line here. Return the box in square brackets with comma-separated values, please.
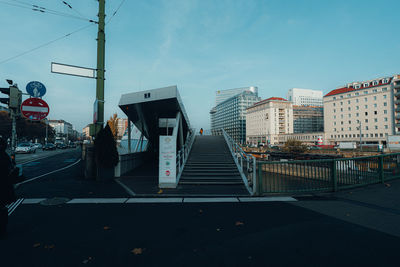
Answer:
[0, 0, 97, 23]
[61, 1, 91, 21]
[0, 23, 95, 65]
[106, 0, 126, 25]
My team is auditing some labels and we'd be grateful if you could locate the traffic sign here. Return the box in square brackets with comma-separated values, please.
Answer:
[21, 98, 49, 121]
[26, 81, 46, 97]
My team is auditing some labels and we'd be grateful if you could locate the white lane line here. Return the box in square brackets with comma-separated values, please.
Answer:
[67, 198, 129, 204]
[239, 197, 297, 202]
[8, 198, 24, 216]
[183, 197, 239, 203]
[16, 159, 81, 186]
[126, 198, 183, 203]
[22, 198, 47, 204]
[115, 178, 136, 196]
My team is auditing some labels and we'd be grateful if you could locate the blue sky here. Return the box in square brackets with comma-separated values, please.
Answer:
[1, 0, 399, 131]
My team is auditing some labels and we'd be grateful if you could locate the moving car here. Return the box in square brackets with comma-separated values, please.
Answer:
[15, 143, 36, 154]
[43, 143, 56, 150]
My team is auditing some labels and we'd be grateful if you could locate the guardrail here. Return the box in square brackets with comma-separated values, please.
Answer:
[176, 129, 196, 182]
[222, 129, 257, 195]
[257, 153, 400, 194]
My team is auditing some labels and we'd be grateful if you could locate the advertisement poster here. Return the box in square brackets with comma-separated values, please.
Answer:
[159, 136, 177, 186]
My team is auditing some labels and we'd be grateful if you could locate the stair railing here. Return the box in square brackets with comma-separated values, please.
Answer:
[222, 129, 257, 195]
[176, 128, 196, 183]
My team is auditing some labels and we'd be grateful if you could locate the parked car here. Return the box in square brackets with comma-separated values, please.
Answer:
[58, 144, 68, 149]
[43, 143, 56, 150]
[15, 142, 35, 154]
[33, 143, 43, 149]
[68, 142, 76, 148]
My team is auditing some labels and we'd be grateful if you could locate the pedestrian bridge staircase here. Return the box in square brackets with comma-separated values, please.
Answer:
[179, 136, 244, 185]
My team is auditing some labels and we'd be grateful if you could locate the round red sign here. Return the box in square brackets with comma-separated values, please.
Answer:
[165, 170, 170, 176]
[21, 97, 50, 121]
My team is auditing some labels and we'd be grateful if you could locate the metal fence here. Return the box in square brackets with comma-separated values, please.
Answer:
[257, 153, 400, 194]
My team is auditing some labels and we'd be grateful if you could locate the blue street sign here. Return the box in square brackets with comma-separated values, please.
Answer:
[26, 81, 46, 97]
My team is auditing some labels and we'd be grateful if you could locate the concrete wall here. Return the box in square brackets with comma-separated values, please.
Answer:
[114, 152, 145, 177]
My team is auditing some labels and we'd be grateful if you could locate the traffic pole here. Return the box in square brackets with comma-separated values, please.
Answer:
[95, 0, 106, 134]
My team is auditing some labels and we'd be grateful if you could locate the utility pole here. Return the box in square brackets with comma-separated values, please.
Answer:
[359, 121, 362, 151]
[95, 0, 106, 135]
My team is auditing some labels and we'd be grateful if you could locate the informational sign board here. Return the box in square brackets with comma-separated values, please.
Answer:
[51, 62, 96, 79]
[388, 135, 400, 151]
[159, 135, 177, 187]
[21, 97, 49, 121]
[26, 81, 46, 97]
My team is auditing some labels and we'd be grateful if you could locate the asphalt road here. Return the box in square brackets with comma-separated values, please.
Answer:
[1, 201, 399, 267]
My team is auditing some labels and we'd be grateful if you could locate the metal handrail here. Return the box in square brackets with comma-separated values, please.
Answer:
[176, 129, 196, 183]
[222, 129, 257, 195]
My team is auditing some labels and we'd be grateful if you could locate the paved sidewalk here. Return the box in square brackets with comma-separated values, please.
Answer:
[292, 178, 400, 237]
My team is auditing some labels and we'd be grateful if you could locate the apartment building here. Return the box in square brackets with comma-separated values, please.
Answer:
[324, 75, 397, 145]
[246, 97, 293, 145]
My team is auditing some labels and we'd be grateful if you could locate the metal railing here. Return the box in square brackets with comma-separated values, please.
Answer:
[222, 129, 257, 195]
[176, 129, 196, 182]
[257, 153, 400, 194]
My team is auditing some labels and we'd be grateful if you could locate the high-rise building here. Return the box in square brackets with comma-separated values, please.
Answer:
[293, 106, 324, 133]
[246, 97, 293, 145]
[215, 86, 258, 106]
[48, 120, 73, 137]
[211, 88, 260, 144]
[323, 75, 398, 145]
[287, 88, 323, 107]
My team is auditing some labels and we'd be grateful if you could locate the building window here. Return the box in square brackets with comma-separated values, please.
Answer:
[356, 99, 359, 103]
[356, 113, 359, 117]
[347, 94, 351, 97]
[341, 121, 343, 125]
[340, 108, 343, 112]
[348, 114, 351, 118]
[334, 115, 336, 119]
[347, 100, 351, 104]
[365, 112, 368, 115]
[364, 97, 368, 102]
[385, 125, 388, 129]
[355, 85, 360, 89]
[373, 89, 378, 93]
[355, 92, 360, 96]
[365, 105, 368, 109]
[374, 118, 378, 122]
[384, 117, 388, 122]
[384, 102, 387, 106]
[348, 127, 351, 131]
[340, 102, 343, 106]
[375, 126, 378, 130]
[374, 104, 377, 108]
[382, 87, 388, 91]
[356, 106, 359, 110]
[384, 110, 387, 114]
[366, 133, 369, 137]
[333, 97, 336, 100]
[365, 119, 368, 123]
[383, 79, 389, 84]
[380, 133, 383, 137]
[340, 95, 343, 99]
[374, 111, 377, 115]
[333, 103, 336, 106]
[333, 109, 336, 113]
[384, 95, 387, 99]
[356, 119, 360, 123]
[364, 91, 368, 94]
[373, 96, 377, 100]
[348, 107, 351, 111]
[364, 83, 369, 88]
[334, 122, 336, 125]
[348, 120, 351, 124]
[373, 81, 378, 86]
[341, 114, 344, 119]
[334, 128, 336, 131]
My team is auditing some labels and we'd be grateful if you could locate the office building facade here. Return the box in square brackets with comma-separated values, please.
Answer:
[215, 86, 258, 106]
[293, 106, 324, 133]
[246, 97, 293, 145]
[48, 119, 73, 137]
[287, 88, 323, 106]
[211, 89, 260, 144]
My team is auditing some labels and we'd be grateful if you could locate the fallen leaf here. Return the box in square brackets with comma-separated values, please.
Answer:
[235, 221, 244, 226]
[385, 183, 391, 187]
[157, 189, 163, 194]
[103, 226, 111, 230]
[131, 248, 144, 255]
[33, 243, 41, 248]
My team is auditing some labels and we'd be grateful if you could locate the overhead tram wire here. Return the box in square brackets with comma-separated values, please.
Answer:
[0, 23, 95, 65]
[0, 0, 97, 23]
[106, 0, 126, 25]
[61, 1, 92, 21]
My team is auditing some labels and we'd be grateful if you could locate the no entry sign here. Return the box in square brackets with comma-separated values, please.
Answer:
[21, 97, 50, 121]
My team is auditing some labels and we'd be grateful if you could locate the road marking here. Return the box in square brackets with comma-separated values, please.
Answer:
[115, 178, 136, 196]
[7, 198, 24, 216]
[126, 198, 183, 203]
[16, 159, 81, 186]
[239, 197, 297, 202]
[64, 159, 76, 163]
[67, 198, 129, 204]
[22, 198, 47, 204]
[183, 197, 239, 203]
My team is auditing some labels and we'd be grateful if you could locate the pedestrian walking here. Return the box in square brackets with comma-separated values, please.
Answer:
[0, 136, 17, 239]
[200, 128, 203, 135]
